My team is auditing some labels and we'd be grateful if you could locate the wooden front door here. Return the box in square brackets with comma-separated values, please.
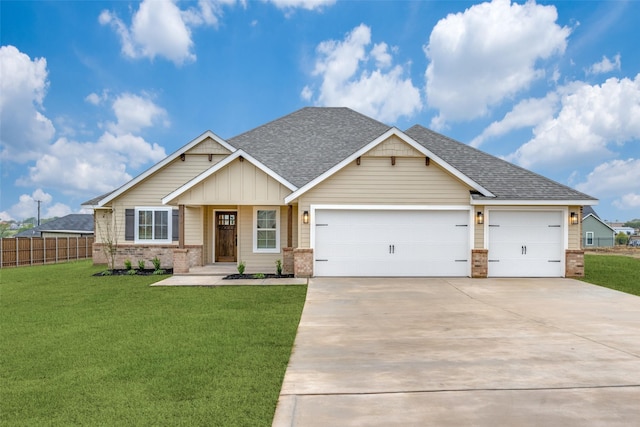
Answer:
[215, 212, 237, 262]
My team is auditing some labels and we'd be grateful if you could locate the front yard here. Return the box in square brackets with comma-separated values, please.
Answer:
[0, 261, 306, 426]
[581, 253, 640, 296]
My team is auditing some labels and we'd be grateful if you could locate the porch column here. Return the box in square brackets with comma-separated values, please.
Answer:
[178, 204, 185, 249]
[287, 205, 293, 248]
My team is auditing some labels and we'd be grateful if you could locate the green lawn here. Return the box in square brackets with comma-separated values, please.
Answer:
[581, 254, 640, 296]
[0, 261, 306, 426]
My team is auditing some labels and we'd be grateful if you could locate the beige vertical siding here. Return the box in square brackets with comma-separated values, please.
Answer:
[172, 158, 292, 205]
[184, 206, 203, 245]
[296, 157, 472, 247]
[474, 206, 485, 249]
[365, 135, 424, 157]
[568, 206, 581, 250]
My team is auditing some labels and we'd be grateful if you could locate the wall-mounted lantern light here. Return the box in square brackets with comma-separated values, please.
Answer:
[570, 212, 579, 225]
[476, 211, 484, 225]
[303, 210, 309, 224]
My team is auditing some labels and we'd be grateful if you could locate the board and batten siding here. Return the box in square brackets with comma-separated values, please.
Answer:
[171, 158, 292, 205]
[297, 156, 473, 248]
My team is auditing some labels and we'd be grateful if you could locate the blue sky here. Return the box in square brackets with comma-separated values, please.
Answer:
[1, 0, 639, 223]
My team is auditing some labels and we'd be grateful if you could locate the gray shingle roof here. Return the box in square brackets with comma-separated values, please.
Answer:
[404, 125, 596, 202]
[228, 107, 391, 188]
[15, 214, 94, 237]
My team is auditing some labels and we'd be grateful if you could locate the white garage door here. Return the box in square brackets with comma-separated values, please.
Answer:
[488, 211, 564, 277]
[314, 209, 470, 277]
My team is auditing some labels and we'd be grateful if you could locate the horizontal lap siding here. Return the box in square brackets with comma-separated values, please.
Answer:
[237, 206, 289, 272]
[99, 155, 227, 243]
[184, 206, 203, 245]
[298, 157, 472, 247]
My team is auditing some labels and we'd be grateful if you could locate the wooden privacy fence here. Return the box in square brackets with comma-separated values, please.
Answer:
[0, 237, 94, 268]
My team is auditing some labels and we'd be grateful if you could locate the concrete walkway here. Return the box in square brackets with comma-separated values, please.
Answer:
[273, 278, 640, 426]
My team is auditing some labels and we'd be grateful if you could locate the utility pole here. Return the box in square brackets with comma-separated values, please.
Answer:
[36, 199, 41, 226]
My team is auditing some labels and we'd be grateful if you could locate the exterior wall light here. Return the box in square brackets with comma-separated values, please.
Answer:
[303, 210, 309, 224]
[570, 212, 579, 225]
[476, 211, 484, 225]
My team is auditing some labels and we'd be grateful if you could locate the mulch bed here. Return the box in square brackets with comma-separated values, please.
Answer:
[223, 273, 294, 280]
[93, 269, 174, 276]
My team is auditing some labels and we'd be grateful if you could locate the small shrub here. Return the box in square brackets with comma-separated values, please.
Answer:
[253, 273, 265, 279]
[152, 257, 161, 271]
[101, 270, 113, 276]
[152, 269, 166, 275]
[237, 261, 246, 274]
[275, 259, 283, 275]
[127, 269, 138, 276]
[138, 260, 146, 270]
[124, 259, 132, 270]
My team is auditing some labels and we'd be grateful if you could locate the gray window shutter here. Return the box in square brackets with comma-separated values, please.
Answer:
[172, 209, 179, 241]
[125, 209, 134, 241]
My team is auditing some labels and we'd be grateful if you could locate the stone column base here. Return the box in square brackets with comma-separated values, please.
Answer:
[472, 249, 488, 278]
[566, 250, 584, 278]
[293, 248, 313, 278]
[173, 248, 190, 274]
[283, 247, 294, 275]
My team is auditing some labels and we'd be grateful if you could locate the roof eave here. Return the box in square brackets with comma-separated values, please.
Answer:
[162, 149, 297, 205]
[285, 128, 494, 204]
[98, 130, 235, 207]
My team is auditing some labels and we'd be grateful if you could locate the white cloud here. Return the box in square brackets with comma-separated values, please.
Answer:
[575, 159, 640, 210]
[266, 0, 335, 12]
[470, 93, 559, 147]
[614, 193, 640, 210]
[100, 0, 236, 65]
[424, 0, 570, 127]
[506, 74, 640, 169]
[304, 24, 422, 123]
[0, 45, 55, 163]
[106, 93, 169, 135]
[586, 53, 621, 75]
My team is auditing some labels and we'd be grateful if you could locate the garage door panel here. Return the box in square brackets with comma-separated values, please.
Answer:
[488, 211, 564, 277]
[315, 209, 469, 277]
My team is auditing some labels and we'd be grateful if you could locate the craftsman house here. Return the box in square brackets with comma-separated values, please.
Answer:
[83, 107, 596, 277]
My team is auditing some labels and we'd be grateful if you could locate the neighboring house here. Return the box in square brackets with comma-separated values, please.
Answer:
[14, 214, 94, 238]
[83, 107, 597, 278]
[581, 207, 615, 248]
[612, 226, 635, 236]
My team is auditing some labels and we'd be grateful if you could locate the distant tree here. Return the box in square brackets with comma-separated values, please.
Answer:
[624, 219, 640, 230]
[615, 232, 629, 245]
[16, 223, 34, 234]
[0, 222, 10, 238]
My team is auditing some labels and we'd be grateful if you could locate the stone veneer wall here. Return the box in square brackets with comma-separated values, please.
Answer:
[93, 244, 203, 269]
[471, 249, 488, 278]
[565, 250, 585, 277]
[293, 248, 313, 278]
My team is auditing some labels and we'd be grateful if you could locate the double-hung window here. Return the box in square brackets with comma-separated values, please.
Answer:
[135, 207, 172, 244]
[253, 207, 280, 253]
[586, 231, 594, 246]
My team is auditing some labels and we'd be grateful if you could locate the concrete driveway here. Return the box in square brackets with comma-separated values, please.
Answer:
[273, 278, 640, 426]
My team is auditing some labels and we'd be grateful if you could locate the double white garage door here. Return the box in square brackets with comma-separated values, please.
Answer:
[314, 209, 470, 277]
[313, 209, 565, 277]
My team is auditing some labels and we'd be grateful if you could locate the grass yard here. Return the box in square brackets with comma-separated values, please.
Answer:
[0, 261, 306, 426]
[581, 254, 640, 296]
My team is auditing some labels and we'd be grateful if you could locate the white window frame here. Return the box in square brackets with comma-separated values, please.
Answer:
[135, 207, 172, 244]
[586, 231, 594, 246]
[253, 206, 280, 253]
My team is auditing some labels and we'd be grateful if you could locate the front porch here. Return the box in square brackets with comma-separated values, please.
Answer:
[155, 262, 308, 286]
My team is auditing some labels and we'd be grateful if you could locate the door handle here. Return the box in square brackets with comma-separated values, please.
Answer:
[389, 244, 395, 254]
[521, 245, 527, 255]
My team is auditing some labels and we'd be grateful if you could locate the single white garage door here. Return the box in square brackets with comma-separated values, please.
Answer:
[488, 210, 564, 277]
[314, 209, 470, 277]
